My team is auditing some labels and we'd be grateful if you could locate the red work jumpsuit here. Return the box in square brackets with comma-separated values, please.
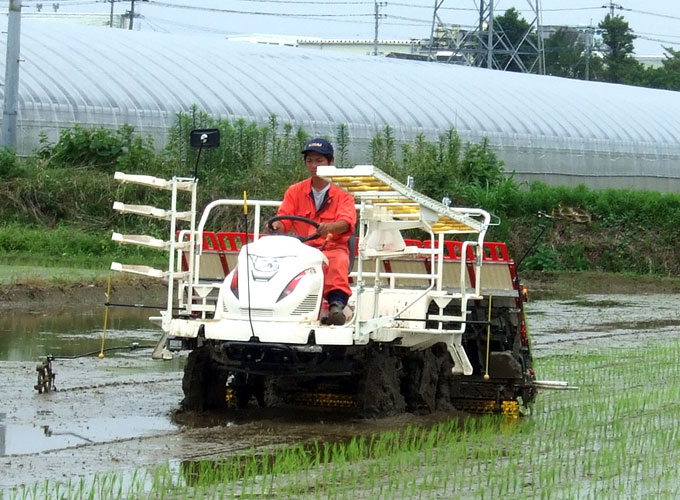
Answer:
[276, 178, 356, 298]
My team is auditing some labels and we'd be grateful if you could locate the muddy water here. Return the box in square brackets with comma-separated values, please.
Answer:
[0, 306, 161, 360]
[2, 294, 680, 491]
[526, 294, 680, 355]
[0, 306, 183, 464]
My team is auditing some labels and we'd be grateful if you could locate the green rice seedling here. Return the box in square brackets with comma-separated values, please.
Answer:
[9, 339, 680, 500]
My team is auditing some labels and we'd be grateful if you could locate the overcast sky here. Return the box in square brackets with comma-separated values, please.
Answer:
[34, 0, 680, 56]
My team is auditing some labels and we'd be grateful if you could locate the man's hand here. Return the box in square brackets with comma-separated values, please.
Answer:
[317, 220, 349, 236]
[270, 221, 285, 233]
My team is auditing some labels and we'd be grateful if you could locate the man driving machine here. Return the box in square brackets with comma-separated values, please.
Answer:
[270, 138, 356, 325]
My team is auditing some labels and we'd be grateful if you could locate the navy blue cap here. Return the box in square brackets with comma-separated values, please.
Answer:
[302, 138, 334, 157]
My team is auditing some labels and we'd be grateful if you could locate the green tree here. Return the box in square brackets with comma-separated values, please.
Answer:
[544, 27, 605, 81]
[656, 47, 680, 90]
[369, 125, 398, 177]
[544, 27, 585, 79]
[661, 47, 680, 72]
[626, 47, 680, 91]
[598, 14, 642, 83]
[335, 123, 350, 168]
[459, 137, 505, 187]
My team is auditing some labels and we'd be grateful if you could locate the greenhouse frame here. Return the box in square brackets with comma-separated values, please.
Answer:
[3, 19, 680, 191]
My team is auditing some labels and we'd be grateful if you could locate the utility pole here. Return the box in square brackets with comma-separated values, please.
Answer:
[603, 1, 623, 16]
[129, 0, 135, 30]
[2, 0, 22, 149]
[584, 26, 592, 80]
[373, 1, 386, 56]
[110, 0, 114, 28]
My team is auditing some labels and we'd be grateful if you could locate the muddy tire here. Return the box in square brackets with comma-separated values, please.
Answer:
[181, 344, 228, 411]
[401, 343, 454, 413]
[230, 372, 265, 409]
[356, 345, 406, 418]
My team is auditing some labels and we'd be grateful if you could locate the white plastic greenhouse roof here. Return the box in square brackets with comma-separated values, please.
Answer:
[4, 19, 680, 191]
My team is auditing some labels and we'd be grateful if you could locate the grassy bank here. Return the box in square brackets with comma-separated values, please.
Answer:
[5, 340, 680, 499]
[0, 224, 166, 285]
[3, 223, 680, 298]
[4, 117, 680, 277]
[3, 223, 680, 297]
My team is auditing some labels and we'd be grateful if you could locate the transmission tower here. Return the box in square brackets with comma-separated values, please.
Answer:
[427, 0, 545, 74]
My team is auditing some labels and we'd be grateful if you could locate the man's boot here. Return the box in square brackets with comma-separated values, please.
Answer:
[328, 301, 346, 325]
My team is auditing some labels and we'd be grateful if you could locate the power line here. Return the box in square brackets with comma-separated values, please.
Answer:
[627, 8, 680, 22]
[138, 15, 171, 32]
[146, 1, 373, 17]
[140, 15, 242, 33]
[389, 2, 476, 11]
[234, 0, 373, 3]
[636, 31, 680, 40]
[142, 12, 378, 29]
[636, 34, 680, 46]
[388, 14, 432, 26]
[541, 7, 604, 12]
[9, 0, 101, 5]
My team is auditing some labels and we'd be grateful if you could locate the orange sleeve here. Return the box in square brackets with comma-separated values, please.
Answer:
[334, 188, 356, 234]
[276, 183, 299, 233]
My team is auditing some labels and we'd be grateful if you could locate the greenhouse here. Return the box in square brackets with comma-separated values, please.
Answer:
[3, 19, 680, 191]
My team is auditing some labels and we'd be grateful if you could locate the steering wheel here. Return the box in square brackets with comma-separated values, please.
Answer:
[267, 215, 320, 243]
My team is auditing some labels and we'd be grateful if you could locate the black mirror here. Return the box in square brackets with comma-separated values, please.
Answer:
[190, 129, 220, 149]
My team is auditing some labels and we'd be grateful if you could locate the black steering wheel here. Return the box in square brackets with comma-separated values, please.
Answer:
[267, 215, 320, 243]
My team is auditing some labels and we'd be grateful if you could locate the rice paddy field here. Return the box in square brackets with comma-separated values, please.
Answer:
[4, 333, 679, 500]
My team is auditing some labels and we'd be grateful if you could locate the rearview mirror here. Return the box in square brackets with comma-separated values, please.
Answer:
[190, 129, 220, 149]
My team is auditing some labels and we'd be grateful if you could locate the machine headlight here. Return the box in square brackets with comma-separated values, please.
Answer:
[250, 255, 281, 281]
[251, 256, 280, 272]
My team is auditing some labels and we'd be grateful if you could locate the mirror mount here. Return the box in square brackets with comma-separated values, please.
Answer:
[189, 128, 220, 179]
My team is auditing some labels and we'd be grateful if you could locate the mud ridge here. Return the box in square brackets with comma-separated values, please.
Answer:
[0, 278, 167, 311]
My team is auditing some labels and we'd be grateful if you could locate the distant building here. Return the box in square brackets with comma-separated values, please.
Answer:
[24, 12, 126, 28]
[226, 34, 421, 57]
[636, 55, 665, 68]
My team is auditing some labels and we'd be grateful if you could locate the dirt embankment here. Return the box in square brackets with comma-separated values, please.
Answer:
[0, 277, 167, 311]
[2, 271, 679, 311]
[520, 271, 680, 298]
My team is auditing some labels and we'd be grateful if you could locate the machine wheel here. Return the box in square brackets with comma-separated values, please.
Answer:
[401, 343, 453, 413]
[356, 345, 406, 418]
[181, 344, 228, 411]
[229, 372, 266, 409]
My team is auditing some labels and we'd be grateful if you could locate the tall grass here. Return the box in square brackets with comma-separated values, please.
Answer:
[0, 224, 165, 269]
[4, 114, 680, 275]
[5, 340, 680, 499]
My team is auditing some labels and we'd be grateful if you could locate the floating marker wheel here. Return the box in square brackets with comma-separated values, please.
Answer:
[35, 355, 56, 393]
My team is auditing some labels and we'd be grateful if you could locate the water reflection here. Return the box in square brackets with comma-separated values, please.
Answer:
[0, 413, 5, 457]
[0, 306, 162, 361]
[1, 417, 177, 455]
